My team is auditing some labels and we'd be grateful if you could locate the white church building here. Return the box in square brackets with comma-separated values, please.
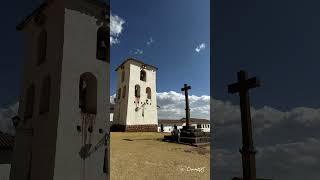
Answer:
[109, 58, 211, 133]
[9, 0, 110, 180]
[111, 58, 158, 132]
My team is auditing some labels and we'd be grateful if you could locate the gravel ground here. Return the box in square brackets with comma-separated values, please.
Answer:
[110, 132, 210, 180]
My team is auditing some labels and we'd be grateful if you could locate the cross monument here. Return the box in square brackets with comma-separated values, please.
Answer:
[181, 84, 191, 127]
[228, 70, 260, 180]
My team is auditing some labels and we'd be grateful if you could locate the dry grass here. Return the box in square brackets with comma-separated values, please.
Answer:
[110, 132, 210, 180]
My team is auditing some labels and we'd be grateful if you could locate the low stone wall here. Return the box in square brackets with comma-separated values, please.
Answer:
[111, 124, 158, 132]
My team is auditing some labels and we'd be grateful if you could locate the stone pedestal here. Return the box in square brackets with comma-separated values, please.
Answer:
[163, 126, 210, 146]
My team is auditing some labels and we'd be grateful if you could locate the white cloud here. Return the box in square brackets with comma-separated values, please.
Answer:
[110, 13, 125, 45]
[195, 43, 206, 52]
[212, 99, 320, 180]
[147, 37, 154, 45]
[109, 91, 209, 120]
[157, 91, 210, 120]
[133, 49, 144, 55]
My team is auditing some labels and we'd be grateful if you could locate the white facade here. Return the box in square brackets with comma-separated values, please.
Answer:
[158, 123, 210, 133]
[10, 1, 109, 180]
[113, 59, 158, 130]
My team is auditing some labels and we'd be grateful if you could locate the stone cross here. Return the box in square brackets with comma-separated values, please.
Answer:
[181, 84, 191, 127]
[228, 70, 260, 180]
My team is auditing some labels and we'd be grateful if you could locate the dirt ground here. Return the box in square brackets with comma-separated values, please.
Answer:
[110, 132, 210, 180]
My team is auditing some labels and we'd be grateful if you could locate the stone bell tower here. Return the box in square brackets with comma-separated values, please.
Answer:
[112, 58, 158, 132]
[10, 0, 110, 180]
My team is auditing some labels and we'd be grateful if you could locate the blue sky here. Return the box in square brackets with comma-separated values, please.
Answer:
[110, 0, 210, 96]
[0, 0, 210, 108]
[213, 0, 320, 111]
[212, 0, 320, 179]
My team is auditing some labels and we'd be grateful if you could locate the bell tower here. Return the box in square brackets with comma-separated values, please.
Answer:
[112, 58, 158, 132]
[10, 0, 110, 180]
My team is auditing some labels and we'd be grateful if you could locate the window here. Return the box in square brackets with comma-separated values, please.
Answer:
[24, 84, 35, 119]
[39, 76, 51, 114]
[122, 86, 126, 98]
[140, 70, 146, 81]
[37, 29, 47, 65]
[135, 85, 140, 97]
[96, 26, 108, 61]
[197, 124, 201, 128]
[146, 87, 151, 99]
[79, 72, 97, 114]
[117, 88, 121, 100]
[121, 70, 125, 82]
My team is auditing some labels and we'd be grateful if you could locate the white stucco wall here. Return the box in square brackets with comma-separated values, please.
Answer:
[113, 60, 158, 126]
[53, 7, 108, 180]
[112, 62, 130, 125]
[10, 0, 66, 179]
[11, 1, 109, 180]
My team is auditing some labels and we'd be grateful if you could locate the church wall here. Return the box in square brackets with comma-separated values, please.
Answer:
[126, 62, 158, 126]
[53, 7, 108, 180]
[30, 2, 65, 180]
[10, 0, 66, 179]
[112, 60, 158, 132]
[11, 1, 109, 180]
[113, 63, 130, 126]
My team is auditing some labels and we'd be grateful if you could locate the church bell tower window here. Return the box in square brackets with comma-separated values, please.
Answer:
[146, 87, 151, 99]
[39, 76, 51, 114]
[135, 85, 140, 97]
[121, 70, 125, 82]
[122, 86, 126, 98]
[37, 29, 47, 65]
[24, 84, 35, 119]
[140, 70, 146, 81]
[96, 26, 108, 61]
[79, 73, 97, 114]
[117, 88, 121, 100]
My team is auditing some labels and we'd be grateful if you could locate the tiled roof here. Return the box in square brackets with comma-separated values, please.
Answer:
[115, 58, 158, 71]
[158, 118, 210, 126]
[0, 132, 15, 150]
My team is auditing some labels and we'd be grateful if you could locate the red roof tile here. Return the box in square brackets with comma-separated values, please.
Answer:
[0, 132, 15, 150]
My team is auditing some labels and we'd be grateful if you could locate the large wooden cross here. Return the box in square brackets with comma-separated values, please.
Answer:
[181, 84, 191, 127]
[228, 70, 260, 180]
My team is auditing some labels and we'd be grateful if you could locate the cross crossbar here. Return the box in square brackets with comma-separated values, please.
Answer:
[228, 70, 260, 94]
